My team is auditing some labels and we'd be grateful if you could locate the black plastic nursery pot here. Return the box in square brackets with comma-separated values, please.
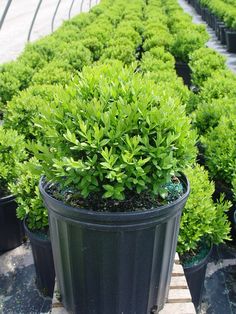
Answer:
[215, 22, 225, 40]
[183, 245, 212, 311]
[175, 62, 192, 88]
[226, 30, 236, 53]
[219, 25, 227, 45]
[0, 195, 24, 252]
[24, 220, 55, 297]
[40, 176, 190, 314]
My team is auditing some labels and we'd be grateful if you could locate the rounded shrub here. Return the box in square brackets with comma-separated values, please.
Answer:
[33, 61, 197, 204]
[177, 165, 231, 255]
[189, 47, 226, 87]
[193, 97, 236, 135]
[9, 158, 48, 231]
[0, 127, 27, 197]
[199, 70, 236, 102]
[32, 60, 73, 86]
[4, 84, 61, 140]
[202, 115, 236, 184]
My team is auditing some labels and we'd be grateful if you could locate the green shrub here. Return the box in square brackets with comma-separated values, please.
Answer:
[199, 70, 236, 102]
[177, 165, 231, 255]
[0, 72, 21, 108]
[202, 115, 236, 184]
[20, 36, 60, 66]
[32, 61, 197, 203]
[170, 25, 209, 63]
[9, 158, 48, 231]
[193, 97, 236, 135]
[4, 84, 61, 140]
[0, 61, 35, 108]
[141, 47, 175, 72]
[81, 36, 104, 61]
[65, 12, 95, 29]
[189, 47, 226, 87]
[114, 25, 142, 46]
[0, 127, 27, 197]
[32, 60, 73, 86]
[58, 42, 92, 71]
[101, 38, 137, 64]
[143, 31, 174, 52]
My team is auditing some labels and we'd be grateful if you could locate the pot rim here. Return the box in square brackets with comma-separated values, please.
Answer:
[39, 173, 190, 221]
[23, 217, 50, 243]
[182, 243, 213, 270]
[0, 194, 15, 204]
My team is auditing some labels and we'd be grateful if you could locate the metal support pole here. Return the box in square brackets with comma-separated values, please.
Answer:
[27, 0, 43, 42]
[0, 0, 12, 31]
[68, 0, 76, 19]
[89, 0, 92, 10]
[80, 0, 85, 13]
[51, 0, 62, 33]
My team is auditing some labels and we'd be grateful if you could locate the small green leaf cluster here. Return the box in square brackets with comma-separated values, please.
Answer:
[193, 97, 236, 135]
[165, 0, 209, 62]
[0, 127, 27, 196]
[31, 61, 197, 201]
[177, 165, 231, 255]
[4, 84, 61, 140]
[101, 1, 143, 65]
[202, 115, 236, 185]
[198, 70, 236, 102]
[189, 47, 226, 87]
[143, 3, 173, 52]
[9, 158, 48, 231]
[31, 60, 73, 86]
[0, 61, 35, 109]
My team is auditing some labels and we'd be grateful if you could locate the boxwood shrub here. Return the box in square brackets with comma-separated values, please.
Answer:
[189, 47, 226, 87]
[177, 165, 231, 255]
[9, 158, 48, 231]
[4, 84, 61, 141]
[32, 61, 197, 203]
[202, 115, 236, 184]
[0, 127, 27, 197]
[193, 97, 236, 135]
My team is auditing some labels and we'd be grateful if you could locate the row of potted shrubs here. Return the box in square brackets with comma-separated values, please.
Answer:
[187, 0, 236, 52]
[0, 0, 233, 312]
[188, 46, 236, 236]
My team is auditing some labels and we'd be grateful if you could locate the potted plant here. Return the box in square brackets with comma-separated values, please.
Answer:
[0, 127, 27, 251]
[170, 22, 209, 87]
[224, 11, 236, 52]
[34, 61, 197, 313]
[9, 158, 55, 297]
[177, 164, 231, 310]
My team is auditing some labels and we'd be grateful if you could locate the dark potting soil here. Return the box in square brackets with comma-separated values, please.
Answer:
[180, 240, 211, 268]
[45, 176, 185, 212]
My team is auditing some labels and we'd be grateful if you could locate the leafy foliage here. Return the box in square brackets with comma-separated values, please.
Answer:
[177, 165, 231, 255]
[9, 158, 48, 231]
[31, 62, 197, 202]
[193, 97, 236, 135]
[189, 47, 226, 87]
[202, 115, 236, 184]
[4, 84, 61, 140]
[0, 127, 27, 196]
